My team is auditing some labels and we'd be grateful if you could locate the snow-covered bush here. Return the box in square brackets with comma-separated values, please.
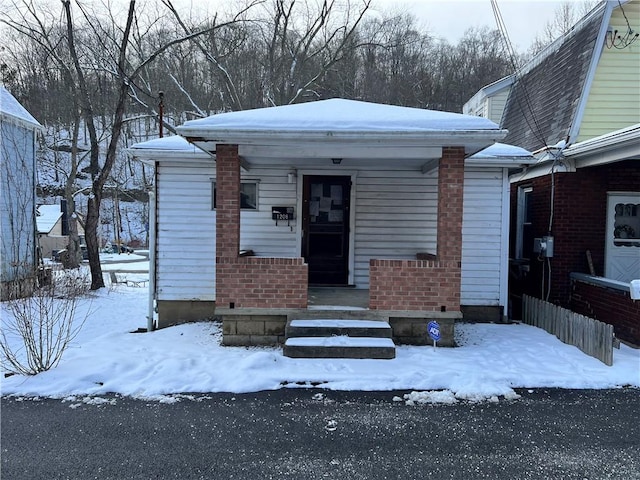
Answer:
[0, 270, 91, 376]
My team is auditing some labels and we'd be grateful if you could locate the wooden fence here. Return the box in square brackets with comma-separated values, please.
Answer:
[522, 295, 615, 366]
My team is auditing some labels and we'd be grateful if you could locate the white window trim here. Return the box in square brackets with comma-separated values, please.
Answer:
[515, 185, 532, 259]
[210, 180, 259, 211]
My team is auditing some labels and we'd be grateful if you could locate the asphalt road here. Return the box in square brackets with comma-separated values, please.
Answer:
[2, 388, 639, 480]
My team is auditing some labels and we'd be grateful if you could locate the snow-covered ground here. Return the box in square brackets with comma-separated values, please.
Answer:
[1, 278, 639, 403]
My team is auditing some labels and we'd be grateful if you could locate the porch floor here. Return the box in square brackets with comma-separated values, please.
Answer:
[308, 287, 369, 309]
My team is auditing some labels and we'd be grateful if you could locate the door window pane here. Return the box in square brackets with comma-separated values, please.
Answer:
[613, 203, 639, 247]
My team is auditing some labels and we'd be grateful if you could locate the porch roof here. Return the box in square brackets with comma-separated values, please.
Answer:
[128, 135, 213, 163]
[129, 136, 534, 170]
[176, 99, 507, 158]
[466, 142, 535, 168]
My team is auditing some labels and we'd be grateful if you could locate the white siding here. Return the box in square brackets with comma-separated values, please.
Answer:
[156, 161, 508, 307]
[239, 169, 298, 257]
[354, 167, 438, 288]
[461, 167, 505, 306]
[156, 164, 299, 301]
[156, 162, 216, 301]
[1, 120, 37, 283]
[489, 89, 510, 125]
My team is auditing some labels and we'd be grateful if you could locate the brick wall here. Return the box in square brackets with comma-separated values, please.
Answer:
[369, 259, 460, 311]
[215, 144, 308, 310]
[370, 147, 464, 312]
[217, 256, 308, 309]
[215, 144, 241, 258]
[570, 278, 640, 345]
[437, 147, 465, 262]
[511, 160, 640, 308]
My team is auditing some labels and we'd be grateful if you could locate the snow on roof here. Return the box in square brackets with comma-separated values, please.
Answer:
[36, 204, 62, 234]
[470, 143, 534, 159]
[127, 135, 211, 161]
[179, 98, 501, 134]
[128, 135, 213, 161]
[130, 135, 196, 152]
[0, 86, 42, 128]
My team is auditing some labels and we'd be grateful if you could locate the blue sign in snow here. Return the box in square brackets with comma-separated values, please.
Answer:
[427, 321, 441, 342]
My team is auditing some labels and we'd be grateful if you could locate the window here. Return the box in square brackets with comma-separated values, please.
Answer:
[606, 194, 640, 282]
[516, 186, 533, 259]
[612, 202, 639, 247]
[211, 181, 258, 210]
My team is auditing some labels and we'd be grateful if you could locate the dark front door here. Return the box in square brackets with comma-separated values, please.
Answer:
[302, 175, 351, 285]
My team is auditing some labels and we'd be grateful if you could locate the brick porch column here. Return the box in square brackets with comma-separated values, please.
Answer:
[214, 143, 307, 311]
[215, 144, 240, 309]
[215, 144, 240, 259]
[437, 146, 465, 306]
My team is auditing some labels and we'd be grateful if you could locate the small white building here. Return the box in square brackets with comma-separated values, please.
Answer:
[462, 75, 514, 124]
[130, 99, 534, 344]
[36, 203, 85, 259]
[0, 87, 42, 300]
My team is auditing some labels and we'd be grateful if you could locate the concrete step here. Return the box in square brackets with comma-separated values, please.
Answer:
[288, 309, 388, 321]
[286, 319, 392, 338]
[283, 336, 396, 359]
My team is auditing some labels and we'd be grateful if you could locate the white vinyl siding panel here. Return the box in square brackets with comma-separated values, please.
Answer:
[156, 165, 299, 301]
[156, 161, 508, 306]
[489, 89, 510, 125]
[1, 120, 37, 283]
[461, 167, 504, 305]
[156, 163, 216, 301]
[239, 169, 298, 257]
[353, 168, 438, 288]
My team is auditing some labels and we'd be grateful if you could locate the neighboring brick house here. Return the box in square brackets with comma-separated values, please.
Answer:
[468, 1, 640, 344]
[130, 99, 534, 346]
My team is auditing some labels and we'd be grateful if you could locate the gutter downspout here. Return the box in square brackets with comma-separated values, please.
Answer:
[147, 182, 157, 332]
[499, 168, 510, 321]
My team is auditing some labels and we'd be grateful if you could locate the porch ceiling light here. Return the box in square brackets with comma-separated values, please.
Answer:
[332, 158, 342, 165]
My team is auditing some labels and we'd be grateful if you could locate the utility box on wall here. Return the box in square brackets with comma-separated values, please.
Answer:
[533, 236, 554, 258]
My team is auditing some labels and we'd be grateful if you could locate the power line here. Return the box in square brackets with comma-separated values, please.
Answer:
[490, 0, 549, 149]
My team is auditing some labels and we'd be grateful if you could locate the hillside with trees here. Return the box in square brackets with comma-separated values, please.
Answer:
[1, 0, 521, 289]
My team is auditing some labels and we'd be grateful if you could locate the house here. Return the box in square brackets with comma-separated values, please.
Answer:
[130, 99, 534, 347]
[466, 1, 640, 343]
[462, 75, 514, 124]
[0, 86, 42, 300]
[36, 202, 86, 260]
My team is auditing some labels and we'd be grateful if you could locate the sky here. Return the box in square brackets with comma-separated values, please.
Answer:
[1, 261, 638, 401]
[375, 0, 581, 51]
[175, 0, 588, 52]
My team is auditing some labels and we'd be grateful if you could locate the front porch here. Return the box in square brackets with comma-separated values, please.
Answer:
[213, 143, 464, 348]
[308, 287, 368, 308]
[218, 286, 459, 348]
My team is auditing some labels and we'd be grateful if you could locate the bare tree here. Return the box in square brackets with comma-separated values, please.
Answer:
[3, 0, 262, 289]
[528, 1, 599, 55]
[258, 0, 374, 106]
[1, 1, 519, 287]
